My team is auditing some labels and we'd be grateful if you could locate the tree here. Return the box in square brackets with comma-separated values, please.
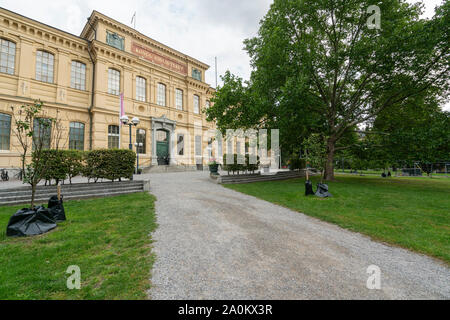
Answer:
[304, 133, 327, 183]
[207, 0, 449, 181]
[11, 101, 44, 180]
[372, 97, 450, 176]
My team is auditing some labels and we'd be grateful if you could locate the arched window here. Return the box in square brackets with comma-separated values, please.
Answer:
[176, 89, 183, 110]
[157, 83, 166, 106]
[71, 61, 86, 90]
[108, 68, 120, 95]
[136, 76, 146, 102]
[69, 122, 85, 150]
[108, 125, 120, 149]
[36, 50, 54, 83]
[0, 39, 16, 75]
[193, 95, 200, 114]
[0, 113, 11, 150]
[32, 118, 52, 150]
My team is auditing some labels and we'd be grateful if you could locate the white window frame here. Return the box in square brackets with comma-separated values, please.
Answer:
[108, 68, 121, 95]
[71, 61, 86, 91]
[36, 50, 54, 83]
[193, 95, 200, 114]
[175, 89, 183, 110]
[0, 39, 16, 75]
[157, 83, 166, 106]
[136, 76, 146, 102]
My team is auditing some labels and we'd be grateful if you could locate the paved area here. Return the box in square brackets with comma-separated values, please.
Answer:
[147, 171, 449, 300]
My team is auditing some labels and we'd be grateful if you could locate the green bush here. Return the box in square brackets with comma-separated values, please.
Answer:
[39, 150, 85, 185]
[223, 154, 260, 174]
[40, 149, 68, 185]
[83, 149, 136, 182]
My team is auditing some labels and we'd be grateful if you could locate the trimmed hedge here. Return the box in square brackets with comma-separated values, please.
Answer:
[222, 154, 260, 175]
[38, 149, 136, 184]
[84, 149, 136, 182]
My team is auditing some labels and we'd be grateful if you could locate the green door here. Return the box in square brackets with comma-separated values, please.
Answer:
[156, 130, 169, 165]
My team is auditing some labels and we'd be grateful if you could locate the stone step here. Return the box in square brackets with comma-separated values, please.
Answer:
[0, 185, 143, 202]
[0, 181, 144, 197]
[0, 188, 144, 206]
[0, 180, 143, 194]
[219, 171, 306, 184]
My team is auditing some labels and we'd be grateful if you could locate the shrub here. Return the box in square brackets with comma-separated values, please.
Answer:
[288, 157, 306, 171]
[223, 154, 260, 174]
[83, 149, 136, 182]
[40, 149, 68, 185]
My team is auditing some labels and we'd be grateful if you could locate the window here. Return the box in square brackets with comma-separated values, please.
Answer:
[192, 68, 202, 81]
[157, 83, 166, 106]
[195, 135, 202, 156]
[0, 39, 16, 75]
[0, 113, 11, 150]
[136, 76, 146, 102]
[108, 125, 120, 149]
[175, 89, 183, 110]
[71, 61, 86, 90]
[32, 118, 52, 150]
[177, 134, 184, 155]
[206, 100, 210, 109]
[193, 95, 200, 114]
[108, 68, 120, 95]
[136, 129, 146, 154]
[36, 50, 54, 83]
[69, 122, 85, 150]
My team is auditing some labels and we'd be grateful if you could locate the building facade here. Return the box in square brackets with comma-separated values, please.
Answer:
[0, 8, 217, 171]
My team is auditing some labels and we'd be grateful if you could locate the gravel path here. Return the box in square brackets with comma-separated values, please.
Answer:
[147, 171, 449, 300]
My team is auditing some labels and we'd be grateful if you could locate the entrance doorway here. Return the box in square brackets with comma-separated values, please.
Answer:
[156, 129, 169, 165]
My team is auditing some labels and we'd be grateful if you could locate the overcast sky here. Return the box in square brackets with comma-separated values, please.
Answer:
[1, 0, 447, 109]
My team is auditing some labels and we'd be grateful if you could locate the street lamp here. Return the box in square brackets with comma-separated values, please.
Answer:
[120, 115, 140, 150]
[134, 142, 143, 174]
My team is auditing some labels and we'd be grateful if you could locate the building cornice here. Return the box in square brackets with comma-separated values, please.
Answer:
[80, 10, 210, 70]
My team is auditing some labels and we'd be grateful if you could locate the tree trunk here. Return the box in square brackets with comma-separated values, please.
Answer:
[31, 184, 36, 208]
[324, 137, 336, 181]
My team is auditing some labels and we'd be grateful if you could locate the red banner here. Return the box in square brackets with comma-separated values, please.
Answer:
[131, 42, 188, 75]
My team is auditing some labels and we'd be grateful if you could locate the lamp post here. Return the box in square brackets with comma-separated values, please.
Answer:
[120, 115, 140, 150]
[134, 142, 143, 174]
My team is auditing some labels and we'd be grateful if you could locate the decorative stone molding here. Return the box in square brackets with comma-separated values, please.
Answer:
[151, 115, 176, 165]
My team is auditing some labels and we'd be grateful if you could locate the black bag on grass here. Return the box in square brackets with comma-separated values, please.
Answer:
[6, 206, 57, 237]
[315, 183, 332, 198]
[305, 180, 315, 196]
[48, 195, 66, 222]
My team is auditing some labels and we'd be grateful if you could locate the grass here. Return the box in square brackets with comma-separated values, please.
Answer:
[225, 175, 450, 263]
[0, 192, 157, 300]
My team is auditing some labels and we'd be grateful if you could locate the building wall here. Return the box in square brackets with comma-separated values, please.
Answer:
[0, 8, 216, 170]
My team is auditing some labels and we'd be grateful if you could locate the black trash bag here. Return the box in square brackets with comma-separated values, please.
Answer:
[48, 195, 66, 222]
[315, 183, 332, 198]
[305, 180, 315, 196]
[6, 206, 57, 237]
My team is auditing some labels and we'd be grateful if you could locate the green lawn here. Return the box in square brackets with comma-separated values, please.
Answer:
[225, 175, 450, 263]
[0, 192, 157, 300]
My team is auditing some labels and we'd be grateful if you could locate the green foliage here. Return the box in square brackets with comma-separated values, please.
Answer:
[304, 134, 327, 175]
[222, 154, 260, 174]
[38, 150, 85, 184]
[207, 0, 449, 180]
[84, 149, 136, 182]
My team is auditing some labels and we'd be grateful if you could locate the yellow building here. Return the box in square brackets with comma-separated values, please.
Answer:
[0, 7, 217, 173]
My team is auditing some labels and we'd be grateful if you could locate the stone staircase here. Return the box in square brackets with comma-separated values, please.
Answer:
[218, 170, 307, 184]
[143, 165, 201, 173]
[0, 180, 149, 206]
